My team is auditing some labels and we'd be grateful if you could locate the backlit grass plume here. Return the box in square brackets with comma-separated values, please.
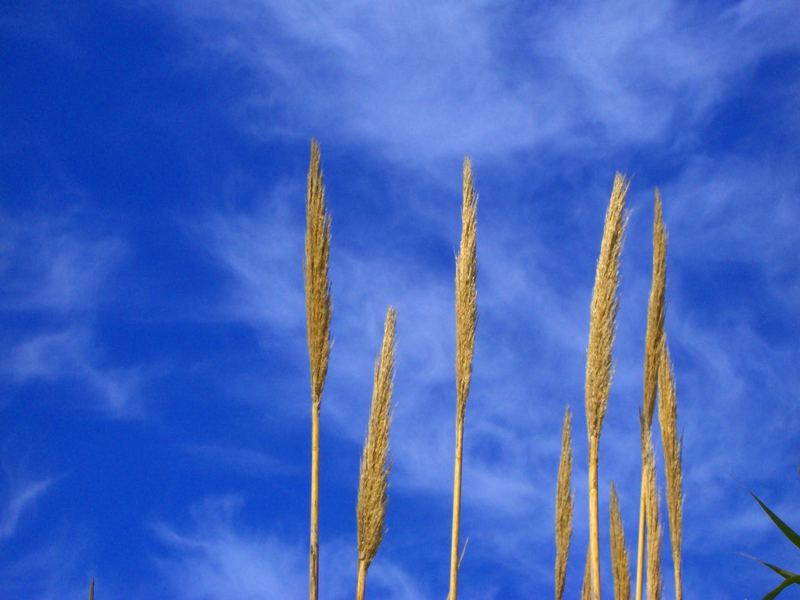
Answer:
[88, 578, 95, 600]
[644, 430, 663, 600]
[635, 190, 667, 600]
[555, 406, 574, 600]
[657, 337, 682, 600]
[356, 307, 397, 600]
[448, 157, 478, 600]
[610, 483, 631, 600]
[585, 173, 629, 599]
[305, 138, 333, 600]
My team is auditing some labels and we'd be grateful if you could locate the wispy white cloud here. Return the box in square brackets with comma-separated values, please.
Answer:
[152, 497, 309, 599]
[0, 475, 55, 541]
[161, 0, 799, 164]
[152, 495, 427, 599]
[181, 444, 296, 479]
[3, 327, 144, 417]
[0, 535, 92, 600]
[0, 210, 126, 314]
[0, 209, 148, 416]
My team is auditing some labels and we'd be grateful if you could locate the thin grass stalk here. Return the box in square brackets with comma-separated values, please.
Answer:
[355, 307, 397, 600]
[644, 430, 663, 600]
[305, 138, 333, 600]
[555, 406, 574, 600]
[635, 191, 667, 600]
[88, 578, 95, 600]
[657, 338, 682, 600]
[448, 157, 478, 600]
[610, 483, 631, 600]
[585, 173, 629, 599]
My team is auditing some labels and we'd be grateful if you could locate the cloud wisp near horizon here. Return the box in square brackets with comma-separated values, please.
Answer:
[1, 1, 798, 598]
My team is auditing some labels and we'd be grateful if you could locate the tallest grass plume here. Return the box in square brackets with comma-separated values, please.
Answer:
[448, 157, 478, 600]
[585, 173, 629, 599]
[305, 138, 332, 600]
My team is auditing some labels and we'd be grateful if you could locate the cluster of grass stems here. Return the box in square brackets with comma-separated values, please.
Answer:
[299, 138, 685, 600]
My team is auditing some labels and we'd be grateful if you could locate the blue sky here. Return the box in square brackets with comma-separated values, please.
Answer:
[1, 1, 798, 598]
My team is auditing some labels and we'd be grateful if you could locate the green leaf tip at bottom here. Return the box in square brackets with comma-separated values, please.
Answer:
[751, 492, 800, 550]
[763, 575, 800, 600]
[741, 553, 799, 579]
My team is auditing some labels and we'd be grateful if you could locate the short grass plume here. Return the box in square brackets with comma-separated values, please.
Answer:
[356, 307, 397, 600]
[555, 406, 574, 600]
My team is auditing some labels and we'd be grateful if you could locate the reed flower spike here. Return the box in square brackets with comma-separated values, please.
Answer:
[555, 406, 574, 600]
[635, 190, 667, 600]
[585, 173, 629, 599]
[305, 138, 333, 600]
[448, 157, 478, 600]
[356, 307, 397, 600]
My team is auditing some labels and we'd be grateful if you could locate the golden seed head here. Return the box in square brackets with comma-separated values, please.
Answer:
[305, 138, 333, 406]
[356, 307, 397, 566]
[643, 190, 667, 427]
[555, 406, 574, 600]
[455, 157, 478, 423]
[585, 173, 629, 444]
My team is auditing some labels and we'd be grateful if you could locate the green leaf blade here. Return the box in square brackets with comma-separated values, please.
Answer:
[763, 575, 800, 600]
[752, 493, 800, 551]
[742, 553, 800, 579]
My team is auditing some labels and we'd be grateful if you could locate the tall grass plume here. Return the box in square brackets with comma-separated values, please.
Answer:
[585, 173, 629, 598]
[305, 138, 333, 600]
[448, 157, 478, 600]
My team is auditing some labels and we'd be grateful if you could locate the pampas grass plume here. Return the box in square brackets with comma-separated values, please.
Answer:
[305, 138, 333, 600]
[356, 307, 397, 600]
[555, 406, 574, 600]
[585, 173, 629, 599]
[448, 157, 478, 600]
